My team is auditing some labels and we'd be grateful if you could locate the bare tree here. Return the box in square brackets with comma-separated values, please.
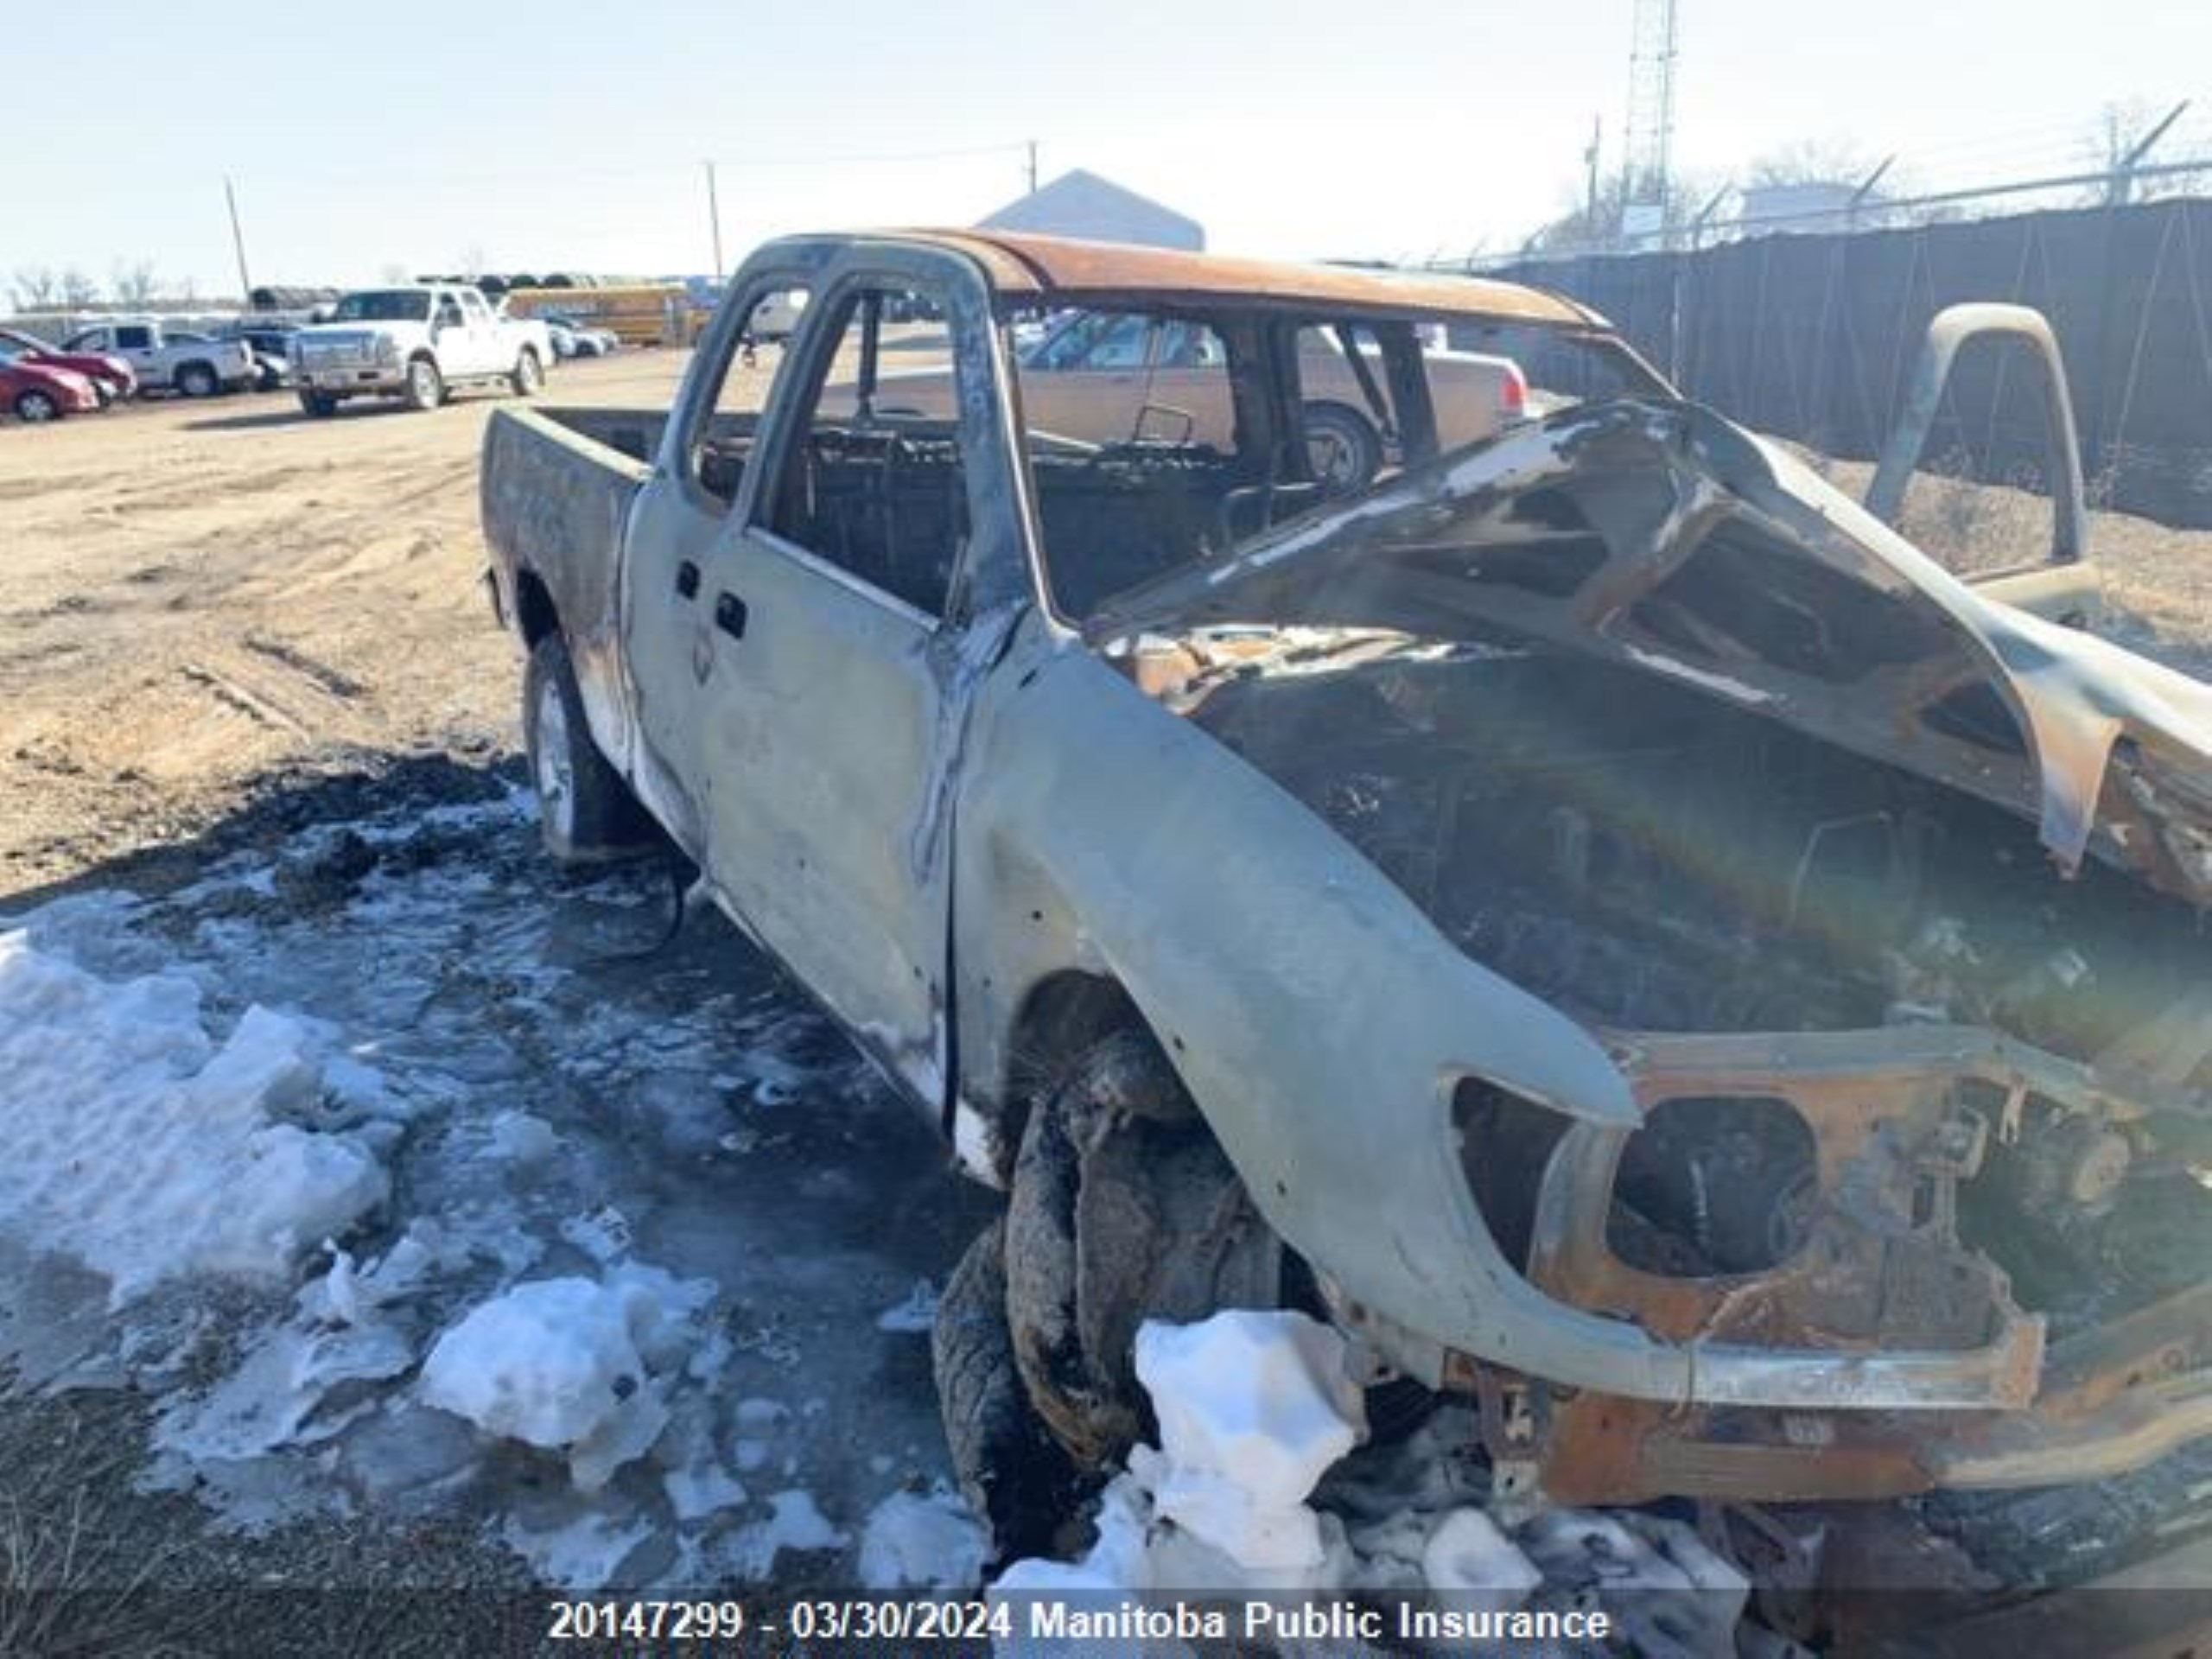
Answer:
[59, 268, 100, 308]
[9, 265, 60, 309]
[111, 259, 160, 307]
[1742, 138, 1878, 191]
[1523, 165, 1718, 257]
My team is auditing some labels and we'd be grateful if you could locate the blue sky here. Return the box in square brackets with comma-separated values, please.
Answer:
[8, 0, 2208, 295]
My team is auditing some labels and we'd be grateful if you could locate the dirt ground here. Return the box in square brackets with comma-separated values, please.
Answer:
[1813, 452, 2212, 681]
[0, 354, 688, 888]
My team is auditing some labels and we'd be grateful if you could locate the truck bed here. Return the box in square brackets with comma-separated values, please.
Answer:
[480, 405, 672, 765]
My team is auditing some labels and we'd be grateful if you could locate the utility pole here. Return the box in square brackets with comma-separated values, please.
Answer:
[704, 161, 725, 282]
[1026, 139, 1039, 196]
[223, 175, 253, 302]
[1584, 114, 1603, 227]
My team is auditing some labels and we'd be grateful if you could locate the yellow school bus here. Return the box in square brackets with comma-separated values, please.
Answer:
[500, 284, 699, 347]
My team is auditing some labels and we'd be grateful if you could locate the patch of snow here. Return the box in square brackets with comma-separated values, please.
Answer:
[1520, 1509, 1747, 1656]
[156, 1311, 413, 1465]
[1135, 1311, 1363, 1572]
[663, 1461, 750, 1524]
[734, 1397, 789, 1433]
[418, 1263, 714, 1491]
[875, 1279, 938, 1333]
[0, 803, 1014, 1588]
[1421, 1508, 1542, 1609]
[715, 1489, 849, 1581]
[491, 1110, 559, 1162]
[733, 1439, 772, 1473]
[502, 1508, 657, 1591]
[858, 1486, 989, 1591]
[559, 1205, 632, 1265]
[994, 1310, 1744, 1653]
[0, 932, 388, 1305]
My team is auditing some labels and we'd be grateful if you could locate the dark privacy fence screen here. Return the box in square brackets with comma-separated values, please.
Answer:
[1491, 198, 2212, 529]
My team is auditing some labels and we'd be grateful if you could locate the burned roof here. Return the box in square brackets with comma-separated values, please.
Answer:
[898, 229, 1607, 329]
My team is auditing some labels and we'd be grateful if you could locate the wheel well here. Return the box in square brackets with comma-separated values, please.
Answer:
[512, 569, 561, 647]
[1302, 397, 1374, 433]
[999, 969, 1147, 1155]
[409, 349, 437, 365]
[176, 359, 214, 379]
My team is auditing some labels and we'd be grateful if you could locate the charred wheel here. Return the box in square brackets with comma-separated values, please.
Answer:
[1001, 1027, 1282, 1467]
[931, 1218, 1083, 1561]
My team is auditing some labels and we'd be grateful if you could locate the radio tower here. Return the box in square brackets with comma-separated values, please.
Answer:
[1622, 0, 1680, 241]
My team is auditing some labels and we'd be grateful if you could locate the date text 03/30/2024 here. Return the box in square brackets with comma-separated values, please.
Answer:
[545, 1598, 1617, 1646]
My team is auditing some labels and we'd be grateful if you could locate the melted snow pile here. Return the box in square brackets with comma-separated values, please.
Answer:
[0, 931, 389, 1305]
[995, 1309, 1747, 1654]
[420, 1263, 716, 1490]
[860, 1486, 991, 1591]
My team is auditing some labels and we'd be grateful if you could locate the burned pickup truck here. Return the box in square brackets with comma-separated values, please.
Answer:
[480, 231, 2212, 1563]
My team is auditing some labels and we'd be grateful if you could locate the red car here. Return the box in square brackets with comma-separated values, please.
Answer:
[1, 358, 101, 423]
[0, 328, 136, 404]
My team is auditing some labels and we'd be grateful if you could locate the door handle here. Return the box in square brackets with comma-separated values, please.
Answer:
[714, 592, 747, 641]
[675, 560, 700, 600]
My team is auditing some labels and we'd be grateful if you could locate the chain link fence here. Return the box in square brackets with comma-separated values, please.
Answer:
[1471, 189, 2212, 531]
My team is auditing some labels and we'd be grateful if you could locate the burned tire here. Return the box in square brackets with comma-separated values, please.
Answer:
[1302, 400, 1382, 491]
[403, 356, 443, 412]
[933, 1218, 1081, 1561]
[1004, 1028, 1281, 1470]
[523, 631, 653, 864]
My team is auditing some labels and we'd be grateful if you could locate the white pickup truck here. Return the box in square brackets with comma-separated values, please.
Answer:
[60, 321, 256, 398]
[289, 283, 552, 416]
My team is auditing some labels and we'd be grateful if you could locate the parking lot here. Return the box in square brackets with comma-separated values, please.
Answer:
[0, 354, 685, 886]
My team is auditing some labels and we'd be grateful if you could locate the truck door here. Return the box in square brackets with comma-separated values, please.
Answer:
[109, 324, 161, 384]
[435, 290, 484, 376]
[458, 288, 505, 375]
[620, 272, 815, 857]
[671, 258, 1009, 1109]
